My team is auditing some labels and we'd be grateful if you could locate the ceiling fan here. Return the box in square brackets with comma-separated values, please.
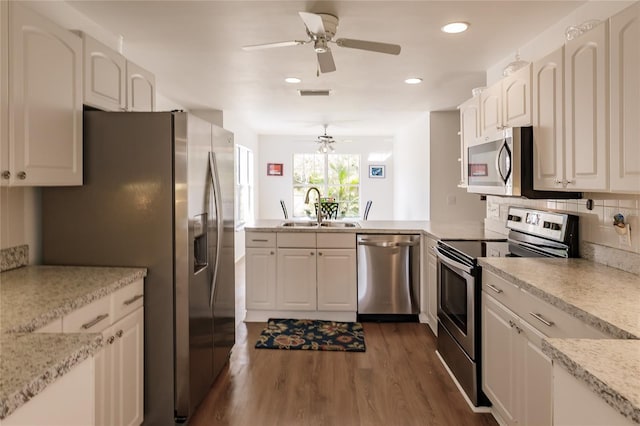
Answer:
[242, 12, 401, 73]
[316, 125, 336, 153]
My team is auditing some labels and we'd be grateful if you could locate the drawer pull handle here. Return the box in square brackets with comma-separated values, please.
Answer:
[252, 239, 269, 242]
[107, 336, 115, 344]
[529, 312, 554, 327]
[81, 313, 109, 330]
[123, 294, 144, 306]
[486, 284, 503, 294]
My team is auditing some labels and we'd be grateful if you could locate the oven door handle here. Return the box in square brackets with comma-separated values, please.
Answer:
[432, 246, 473, 274]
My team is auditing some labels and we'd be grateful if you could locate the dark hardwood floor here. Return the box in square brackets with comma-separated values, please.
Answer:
[190, 321, 498, 426]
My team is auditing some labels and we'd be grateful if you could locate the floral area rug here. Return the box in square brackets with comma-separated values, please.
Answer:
[255, 318, 366, 352]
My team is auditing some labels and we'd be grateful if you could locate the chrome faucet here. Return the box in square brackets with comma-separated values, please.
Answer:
[304, 186, 323, 225]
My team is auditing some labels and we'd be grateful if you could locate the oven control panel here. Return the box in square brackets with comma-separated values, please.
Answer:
[506, 207, 567, 241]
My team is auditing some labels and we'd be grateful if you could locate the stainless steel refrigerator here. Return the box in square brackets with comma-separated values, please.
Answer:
[41, 111, 235, 425]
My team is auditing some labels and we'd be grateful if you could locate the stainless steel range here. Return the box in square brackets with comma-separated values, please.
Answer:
[433, 207, 579, 407]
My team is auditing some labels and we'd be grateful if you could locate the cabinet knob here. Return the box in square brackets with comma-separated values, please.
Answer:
[1, 171, 9, 180]
[554, 178, 562, 184]
[17, 171, 26, 180]
[318, 252, 323, 256]
[310, 252, 314, 256]
[270, 251, 274, 255]
[116, 330, 124, 338]
[107, 336, 115, 345]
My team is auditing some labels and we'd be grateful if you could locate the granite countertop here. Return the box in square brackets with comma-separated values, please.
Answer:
[245, 219, 507, 241]
[478, 257, 640, 424]
[0, 265, 146, 419]
[542, 339, 640, 424]
[478, 258, 640, 339]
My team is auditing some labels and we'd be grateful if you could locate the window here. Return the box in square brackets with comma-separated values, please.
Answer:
[236, 145, 253, 228]
[292, 153, 360, 218]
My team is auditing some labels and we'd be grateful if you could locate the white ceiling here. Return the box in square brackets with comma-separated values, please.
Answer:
[67, 0, 585, 136]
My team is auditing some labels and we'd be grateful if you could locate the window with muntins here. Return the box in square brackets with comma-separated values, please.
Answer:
[236, 145, 254, 227]
[292, 153, 360, 218]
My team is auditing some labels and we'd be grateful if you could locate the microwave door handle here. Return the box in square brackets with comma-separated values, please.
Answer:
[497, 141, 512, 184]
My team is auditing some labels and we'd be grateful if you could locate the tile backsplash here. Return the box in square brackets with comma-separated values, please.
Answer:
[485, 194, 640, 274]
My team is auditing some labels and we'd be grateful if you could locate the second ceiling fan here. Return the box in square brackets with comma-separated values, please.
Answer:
[242, 12, 401, 73]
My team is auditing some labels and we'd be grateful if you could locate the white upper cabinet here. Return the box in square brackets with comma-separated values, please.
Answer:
[1, 1, 8, 183]
[458, 96, 480, 187]
[533, 47, 565, 190]
[127, 60, 155, 112]
[5, 2, 82, 186]
[502, 63, 532, 127]
[610, 2, 640, 193]
[565, 20, 609, 191]
[83, 34, 127, 111]
[480, 81, 503, 136]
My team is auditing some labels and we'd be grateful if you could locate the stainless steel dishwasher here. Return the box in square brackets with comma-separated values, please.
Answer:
[357, 234, 420, 319]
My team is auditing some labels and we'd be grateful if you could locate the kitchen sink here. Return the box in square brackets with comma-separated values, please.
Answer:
[279, 221, 319, 228]
[279, 220, 360, 228]
[319, 221, 360, 228]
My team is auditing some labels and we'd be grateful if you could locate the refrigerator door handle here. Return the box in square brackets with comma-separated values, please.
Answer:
[208, 152, 224, 307]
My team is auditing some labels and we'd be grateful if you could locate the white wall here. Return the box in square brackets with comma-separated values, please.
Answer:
[429, 111, 486, 222]
[487, 1, 634, 85]
[224, 112, 260, 261]
[257, 135, 394, 220]
[393, 113, 430, 220]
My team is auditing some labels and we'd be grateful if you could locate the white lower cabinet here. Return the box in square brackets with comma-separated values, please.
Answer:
[482, 270, 608, 426]
[96, 308, 144, 426]
[245, 247, 277, 310]
[276, 248, 317, 311]
[245, 231, 357, 320]
[317, 248, 357, 311]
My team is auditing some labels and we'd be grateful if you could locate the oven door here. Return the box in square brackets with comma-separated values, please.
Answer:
[434, 246, 478, 360]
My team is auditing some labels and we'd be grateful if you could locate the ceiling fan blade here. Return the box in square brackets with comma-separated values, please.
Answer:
[299, 11, 326, 36]
[335, 38, 401, 55]
[317, 50, 336, 73]
[242, 40, 306, 51]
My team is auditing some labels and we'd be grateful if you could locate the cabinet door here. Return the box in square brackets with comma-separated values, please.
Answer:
[112, 307, 144, 426]
[9, 3, 82, 186]
[610, 2, 640, 193]
[503, 64, 532, 127]
[83, 34, 127, 111]
[317, 248, 356, 311]
[427, 252, 437, 335]
[565, 21, 609, 191]
[277, 248, 317, 311]
[480, 82, 502, 136]
[459, 97, 480, 187]
[245, 247, 277, 310]
[533, 47, 565, 190]
[519, 319, 552, 426]
[482, 292, 518, 425]
[95, 325, 116, 426]
[127, 60, 155, 112]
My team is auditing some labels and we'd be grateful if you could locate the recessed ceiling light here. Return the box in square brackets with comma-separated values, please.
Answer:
[441, 22, 469, 34]
[404, 78, 423, 85]
[285, 77, 301, 84]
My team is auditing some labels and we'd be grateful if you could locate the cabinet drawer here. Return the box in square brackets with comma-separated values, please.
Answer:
[425, 237, 438, 251]
[520, 290, 609, 339]
[246, 232, 276, 247]
[317, 233, 355, 248]
[482, 270, 521, 313]
[62, 296, 111, 333]
[277, 232, 316, 248]
[112, 279, 144, 323]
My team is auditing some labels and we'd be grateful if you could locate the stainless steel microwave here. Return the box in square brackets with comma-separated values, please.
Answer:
[466, 127, 581, 199]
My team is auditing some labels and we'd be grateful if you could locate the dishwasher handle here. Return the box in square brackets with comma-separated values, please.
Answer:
[358, 240, 419, 248]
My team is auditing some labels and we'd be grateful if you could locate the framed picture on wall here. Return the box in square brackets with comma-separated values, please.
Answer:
[369, 165, 385, 178]
[267, 163, 283, 176]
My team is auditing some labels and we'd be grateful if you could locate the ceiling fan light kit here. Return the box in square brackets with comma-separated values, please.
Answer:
[242, 11, 402, 74]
